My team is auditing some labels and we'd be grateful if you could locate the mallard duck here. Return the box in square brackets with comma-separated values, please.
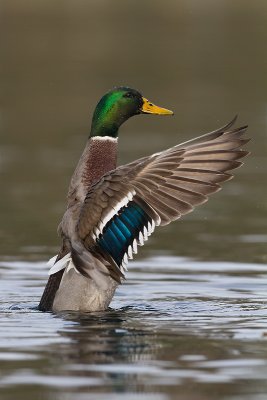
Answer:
[38, 87, 249, 312]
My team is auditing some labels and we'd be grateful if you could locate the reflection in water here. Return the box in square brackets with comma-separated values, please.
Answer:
[57, 310, 158, 365]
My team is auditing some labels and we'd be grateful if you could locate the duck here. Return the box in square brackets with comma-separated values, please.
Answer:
[38, 86, 249, 312]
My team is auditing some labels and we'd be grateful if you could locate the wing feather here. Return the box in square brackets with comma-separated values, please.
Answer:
[72, 119, 249, 280]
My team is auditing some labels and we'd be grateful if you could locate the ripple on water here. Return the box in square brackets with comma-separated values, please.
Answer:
[0, 256, 266, 399]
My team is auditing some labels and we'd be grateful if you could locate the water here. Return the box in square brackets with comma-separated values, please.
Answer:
[0, 257, 267, 400]
[1, 1, 267, 399]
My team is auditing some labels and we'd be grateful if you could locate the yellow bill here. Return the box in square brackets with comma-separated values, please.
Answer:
[141, 97, 174, 115]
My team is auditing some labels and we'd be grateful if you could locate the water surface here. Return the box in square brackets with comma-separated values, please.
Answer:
[0, 257, 267, 400]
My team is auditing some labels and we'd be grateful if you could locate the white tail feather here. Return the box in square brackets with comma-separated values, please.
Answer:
[47, 254, 58, 267]
[48, 253, 72, 275]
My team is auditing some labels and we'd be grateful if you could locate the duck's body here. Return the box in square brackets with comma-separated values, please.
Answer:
[38, 87, 249, 313]
[53, 265, 118, 312]
[52, 137, 119, 312]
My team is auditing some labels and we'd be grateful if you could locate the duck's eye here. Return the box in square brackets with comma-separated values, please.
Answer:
[124, 92, 134, 99]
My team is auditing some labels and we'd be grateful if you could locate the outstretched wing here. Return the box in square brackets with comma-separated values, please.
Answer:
[73, 118, 250, 282]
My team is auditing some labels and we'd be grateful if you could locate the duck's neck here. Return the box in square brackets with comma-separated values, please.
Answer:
[68, 136, 118, 205]
[90, 123, 119, 138]
[89, 95, 122, 139]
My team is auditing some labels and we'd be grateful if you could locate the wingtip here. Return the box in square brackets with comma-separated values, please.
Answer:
[218, 114, 238, 132]
[231, 114, 238, 125]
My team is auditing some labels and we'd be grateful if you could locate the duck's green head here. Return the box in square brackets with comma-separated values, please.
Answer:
[90, 87, 173, 138]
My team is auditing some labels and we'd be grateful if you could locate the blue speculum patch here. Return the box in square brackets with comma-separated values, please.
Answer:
[97, 201, 151, 266]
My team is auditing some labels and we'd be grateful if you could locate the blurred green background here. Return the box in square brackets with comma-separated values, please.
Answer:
[0, 0, 266, 263]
